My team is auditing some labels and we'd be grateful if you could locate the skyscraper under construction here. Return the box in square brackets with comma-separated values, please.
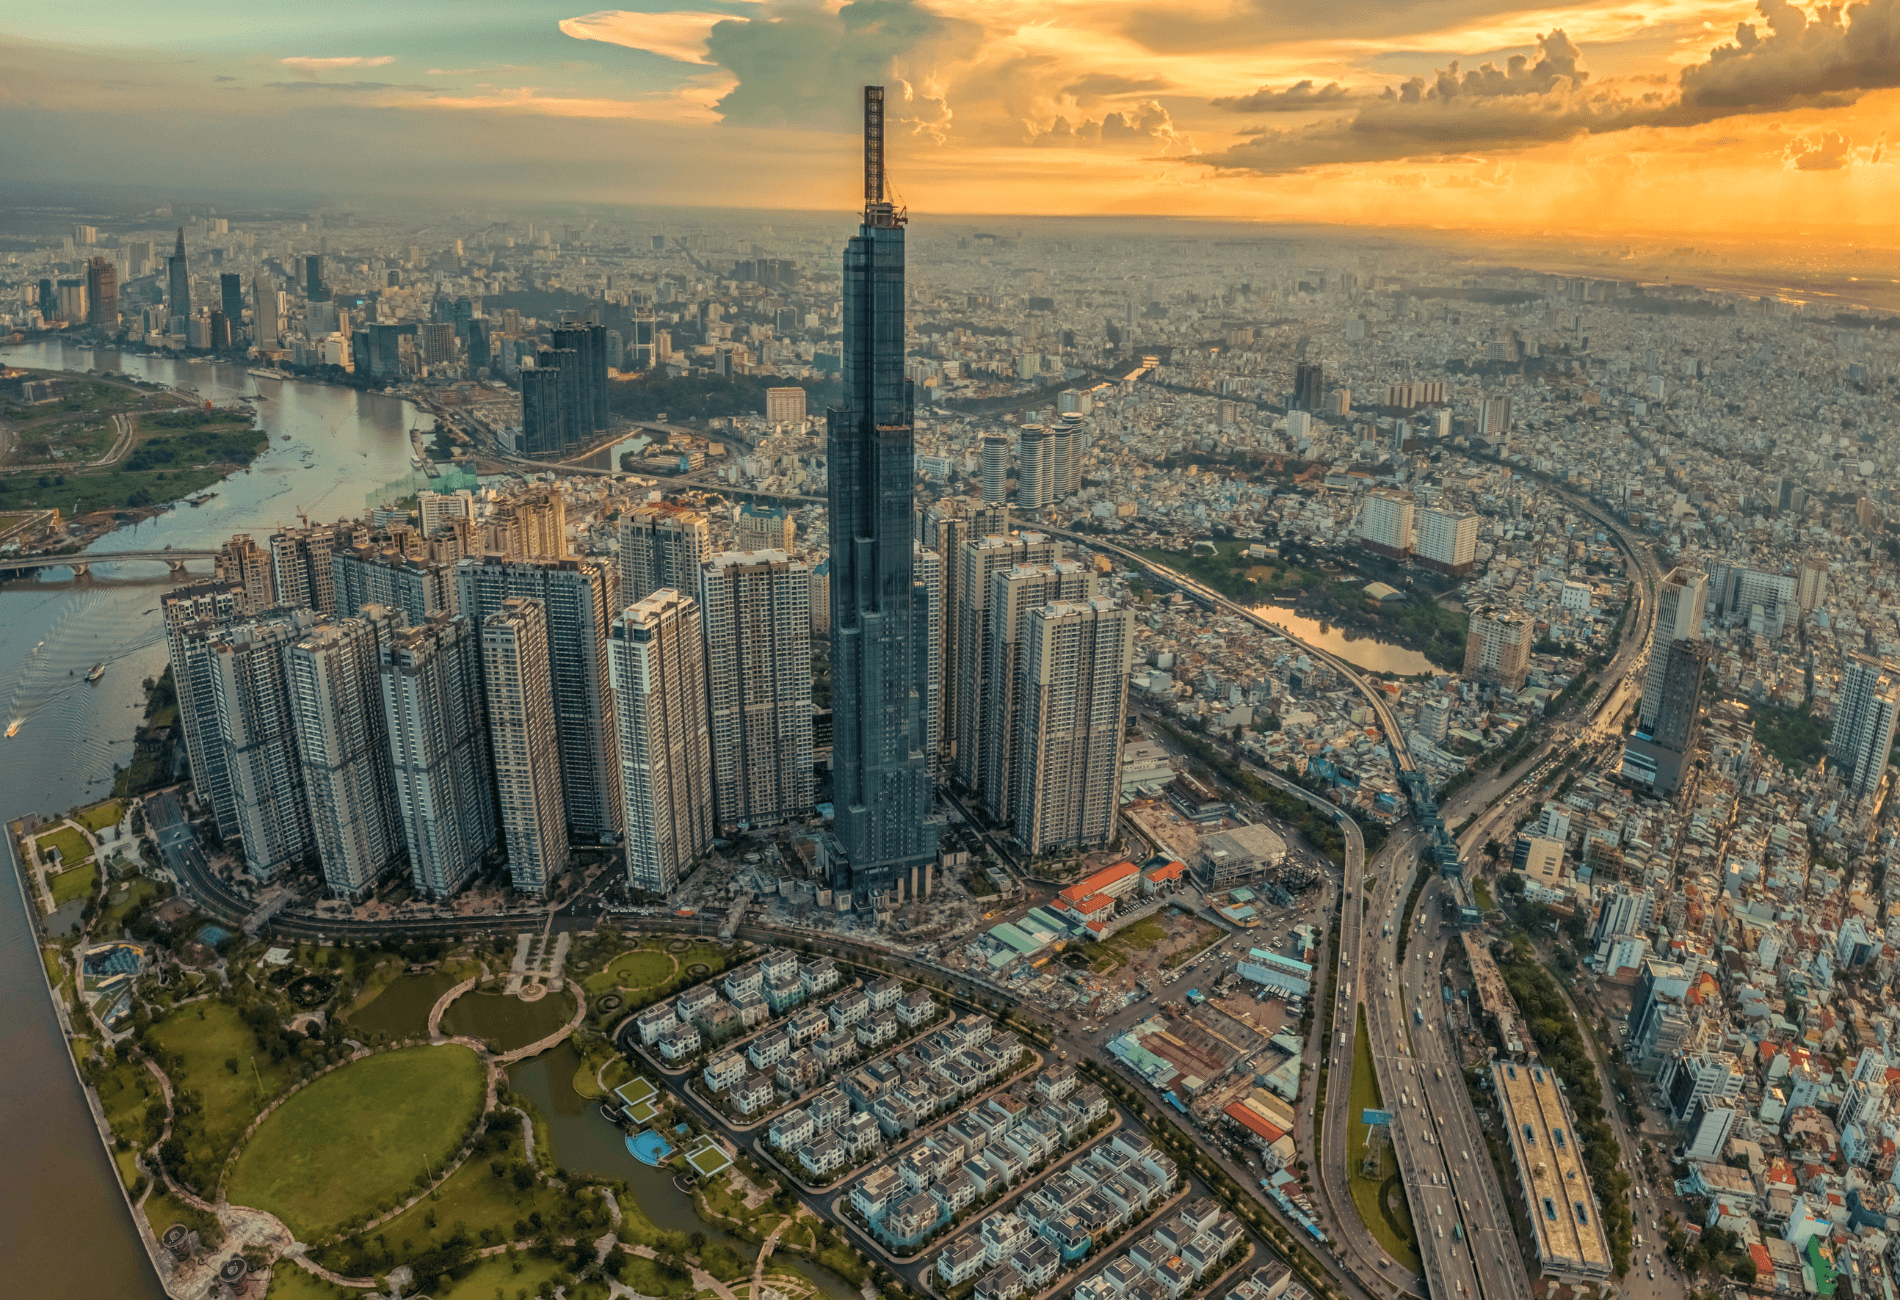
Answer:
[824, 85, 936, 904]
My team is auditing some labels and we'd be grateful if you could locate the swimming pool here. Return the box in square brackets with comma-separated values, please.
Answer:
[626, 1129, 675, 1166]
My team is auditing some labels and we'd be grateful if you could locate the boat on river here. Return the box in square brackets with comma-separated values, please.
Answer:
[86, 662, 105, 683]
[5, 720, 19, 739]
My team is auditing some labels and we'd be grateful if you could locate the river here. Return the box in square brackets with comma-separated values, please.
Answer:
[0, 339, 435, 1296]
[1246, 603, 1438, 676]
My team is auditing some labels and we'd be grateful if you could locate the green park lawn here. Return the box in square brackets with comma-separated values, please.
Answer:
[142, 1187, 221, 1250]
[583, 946, 676, 996]
[35, 824, 91, 870]
[310, 1139, 579, 1277]
[146, 1001, 297, 1178]
[75, 800, 123, 833]
[99, 875, 162, 933]
[227, 1044, 486, 1239]
[264, 1265, 357, 1300]
[1346, 1005, 1421, 1273]
[49, 861, 98, 908]
[430, 1251, 567, 1300]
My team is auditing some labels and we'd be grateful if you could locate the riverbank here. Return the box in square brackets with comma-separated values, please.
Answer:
[0, 370, 268, 524]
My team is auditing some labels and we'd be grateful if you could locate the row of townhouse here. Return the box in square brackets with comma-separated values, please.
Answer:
[1063, 1198, 1248, 1300]
[852, 1081, 1116, 1247]
[767, 1018, 1036, 1195]
[702, 985, 944, 1117]
[932, 1131, 1179, 1289]
[633, 948, 845, 1061]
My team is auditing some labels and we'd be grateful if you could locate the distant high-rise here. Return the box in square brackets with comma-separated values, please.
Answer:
[167, 227, 191, 331]
[219, 272, 244, 336]
[85, 257, 118, 331]
[520, 365, 566, 458]
[610, 590, 714, 895]
[825, 85, 937, 902]
[482, 598, 569, 895]
[914, 543, 944, 780]
[550, 322, 607, 444]
[1292, 362, 1323, 411]
[917, 499, 973, 773]
[980, 433, 1010, 506]
[1415, 506, 1480, 577]
[287, 612, 404, 899]
[305, 253, 329, 302]
[456, 558, 623, 844]
[1017, 426, 1054, 510]
[618, 502, 709, 608]
[980, 560, 1094, 825]
[381, 614, 498, 898]
[1620, 638, 1711, 795]
[331, 544, 458, 625]
[1796, 556, 1829, 616]
[214, 534, 275, 614]
[1463, 608, 1532, 693]
[734, 502, 795, 554]
[955, 532, 1059, 792]
[161, 583, 245, 832]
[204, 612, 320, 880]
[700, 552, 813, 831]
[271, 522, 348, 615]
[765, 386, 806, 426]
[420, 321, 455, 367]
[1831, 654, 1900, 797]
[251, 272, 278, 345]
[1640, 567, 1707, 731]
[1478, 393, 1512, 439]
[1013, 598, 1133, 855]
[466, 318, 492, 373]
[1356, 487, 1415, 560]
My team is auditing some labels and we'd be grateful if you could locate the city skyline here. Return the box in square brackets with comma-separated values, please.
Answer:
[7, 2, 1900, 237]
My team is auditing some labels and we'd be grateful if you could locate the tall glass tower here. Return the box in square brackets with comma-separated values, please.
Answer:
[826, 85, 936, 904]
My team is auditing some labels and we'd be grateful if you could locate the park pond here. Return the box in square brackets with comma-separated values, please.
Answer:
[508, 1042, 860, 1300]
[441, 987, 577, 1052]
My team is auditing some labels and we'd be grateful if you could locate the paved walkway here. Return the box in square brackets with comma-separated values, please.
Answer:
[751, 1215, 793, 1296]
[425, 968, 483, 1040]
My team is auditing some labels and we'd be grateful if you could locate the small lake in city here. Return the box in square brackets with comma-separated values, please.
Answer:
[1247, 604, 1439, 677]
[507, 1043, 860, 1300]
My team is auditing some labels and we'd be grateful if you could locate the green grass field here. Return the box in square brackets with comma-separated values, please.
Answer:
[310, 1138, 578, 1278]
[0, 411, 265, 518]
[583, 947, 676, 996]
[50, 861, 98, 907]
[430, 1250, 567, 1300]
[74, 799, 123, 833]
[227, 1045, 485, 1238]
[1346, 1005, 1421, 1273]
[99, 875, 162, 934]
[147, 1001, 297, 1181]
[142, 1186, 221, 1250]
[35, 824, 91, 870]
[264, 1265, 358, 1300]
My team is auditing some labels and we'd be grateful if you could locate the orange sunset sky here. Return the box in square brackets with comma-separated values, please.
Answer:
[6, 0, 1900, 236]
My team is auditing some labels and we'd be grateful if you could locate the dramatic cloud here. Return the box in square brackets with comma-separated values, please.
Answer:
[1030, 100, 1179, 147]
[559, 10, 733, 66]
[1682, 0, 1900, 114]
[1787, 129, 1854, 169]
[1119, 0, 1560, 53]
[1198, 30, 1655, 174]
[702, 0, 984, 129]
[1211, 80, 1352, 113]
[276, 55, 395, 76]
